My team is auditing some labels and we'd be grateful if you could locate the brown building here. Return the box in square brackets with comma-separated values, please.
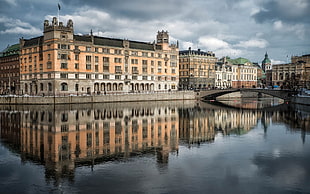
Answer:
[0, 44, 20, 94]
[272, 54, 310, 89]
[179, 48, 217, 90]
[19, 17, 179, 96]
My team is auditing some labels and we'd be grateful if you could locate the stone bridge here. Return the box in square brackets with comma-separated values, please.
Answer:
[196, 88, 298, 101]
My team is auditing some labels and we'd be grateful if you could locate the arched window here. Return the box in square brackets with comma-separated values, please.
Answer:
[61, 83, 68, 91]
[40, 83, 44, 91]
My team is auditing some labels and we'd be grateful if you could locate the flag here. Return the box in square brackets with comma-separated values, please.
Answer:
[58, 3, 61, 10]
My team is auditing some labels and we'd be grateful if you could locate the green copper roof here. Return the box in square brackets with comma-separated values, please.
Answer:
[227, 57, 252, 65]
[262, 52, 271, 64]
[0, 43, 20, 57]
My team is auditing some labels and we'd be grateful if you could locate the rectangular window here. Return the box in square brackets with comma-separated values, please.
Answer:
[95, 65, 98, 72]
[86, 47, 91, 52]
[132, 67, 138, 74]
[103, 48, 110, 53]
[114, 49, 122, 55]
[95, 56, 99, 62]
[75, 54, 79, 60]
[86, 74, 91, 79]
[115, 66, 122, 74]
[114, 58, 122, 63]
[60, 73, 68, 78]
[103, 57, 109, 62]
[142, 60, 148, 65]
[103, 65, 109, 72]
[131, 59, 138, 64]
[75, 63, 79, 69]
[86, 64, 91, 70]
[86, 55, 91, 62]
[61, 63, 68, 69]
[142, 67, 147, 73]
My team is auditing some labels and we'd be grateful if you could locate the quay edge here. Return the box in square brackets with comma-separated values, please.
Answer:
[0, 91, 196, 105]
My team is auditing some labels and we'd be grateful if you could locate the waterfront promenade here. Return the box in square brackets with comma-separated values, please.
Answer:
[0, 91, 196, 105]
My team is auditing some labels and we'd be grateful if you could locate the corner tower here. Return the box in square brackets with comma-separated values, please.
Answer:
[156, 30, 169, 50]
[43, 17, 74, 41]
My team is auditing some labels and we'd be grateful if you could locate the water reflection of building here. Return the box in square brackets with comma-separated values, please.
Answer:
[214, 109, 260, 135]
[0, 111, 21, 148]
[179, 106, 216, 145]
[1, 101, 309, 184]
[1, 102, 179, 184]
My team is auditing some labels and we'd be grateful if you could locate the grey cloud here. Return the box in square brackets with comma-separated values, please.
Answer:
[253, 0, 310, 23]
[61, 0, 188, 20]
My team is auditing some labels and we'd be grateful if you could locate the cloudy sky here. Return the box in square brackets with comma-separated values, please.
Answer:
[0, 0, 309, 64]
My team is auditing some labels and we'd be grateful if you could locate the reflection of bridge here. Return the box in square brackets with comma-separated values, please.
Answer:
[196, 88, 298, 100]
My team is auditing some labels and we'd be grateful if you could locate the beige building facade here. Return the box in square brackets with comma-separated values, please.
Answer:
[272, 54, 310, 89]
[19, 17, 179, 96]
[216, 57, 258, 89]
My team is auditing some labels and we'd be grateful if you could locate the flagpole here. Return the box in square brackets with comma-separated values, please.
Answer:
[58, 2, 60, 22]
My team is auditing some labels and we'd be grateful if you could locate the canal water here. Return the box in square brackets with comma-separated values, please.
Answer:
[0, 99, 309, 194]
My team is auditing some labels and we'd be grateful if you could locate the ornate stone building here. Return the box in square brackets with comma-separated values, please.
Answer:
[19, 17, 179, 96]
[272, 54, 310, 89]
[215, 57, 258, 88]
[215, 59, 233, 89]
[179, 48, 216, 90]
[0, 44, 20, 94]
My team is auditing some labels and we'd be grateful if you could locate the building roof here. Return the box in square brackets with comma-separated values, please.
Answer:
[74, 35, 156, 51]
[23, 36, 43, 47]
[0, 43, 20, 57]
[262, 52, 271, 64]
[227, 57, 251, 65]
[179, 48, 215, 57]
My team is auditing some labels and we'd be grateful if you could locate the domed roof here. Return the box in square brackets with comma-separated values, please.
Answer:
[262, 52, 271, 64]
[227, 57, 252, 65]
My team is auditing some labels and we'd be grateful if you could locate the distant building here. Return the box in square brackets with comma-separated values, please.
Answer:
[19, 17, 179, 96]
[0, 44, 20, 94]
[179, 48, 217, 90]
[272, 54, 310, 89]
[261, 52, 272, 87]
[216, 57, 258, 88]
[215, 59, 232, 89]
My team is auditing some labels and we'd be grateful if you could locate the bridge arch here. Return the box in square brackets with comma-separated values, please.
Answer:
[198, 89, 297, 100]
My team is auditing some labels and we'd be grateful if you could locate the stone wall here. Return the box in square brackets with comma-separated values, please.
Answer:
[0, 91, 195, 105]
